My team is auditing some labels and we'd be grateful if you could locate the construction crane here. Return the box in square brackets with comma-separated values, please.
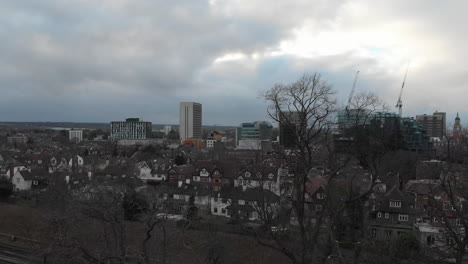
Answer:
[396, 64, 409, 117]
[346, 70, 360, 110]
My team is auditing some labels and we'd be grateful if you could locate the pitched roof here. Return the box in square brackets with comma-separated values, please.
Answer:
[306, 177, 328, 195]
[18, 170, 33, 181]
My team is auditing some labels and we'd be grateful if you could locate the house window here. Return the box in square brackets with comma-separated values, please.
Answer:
[398, 214, 408, 221]
[315, 205, 322, 211]
[221, 208, 226, 214]
[213, 207, 218, 213]
[33, 180, 39, 185]
[317, 193, 325, 199]
[447, 238, 455, 246]
[239, 200, 245, 205]
[390, 201, 401, 208]
[385, 230, 392, 239]
[245, 172, 251, 178]
[16, 178, 20, 183]
[377, 212, 382, 218]
[443, 202, 450, 210]
[457, 218, 463, 226]
[433, 217, 438, 223]
[268, 173, 274, 179]
[427, 236, 435, 246]
[385, 213, 389, 219]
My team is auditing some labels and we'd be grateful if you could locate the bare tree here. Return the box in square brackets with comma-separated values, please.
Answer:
[247, 74, 397, 264]
[426, 162, 468, 264]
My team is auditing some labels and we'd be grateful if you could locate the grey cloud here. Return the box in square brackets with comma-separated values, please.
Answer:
[1, 0, 467, 125]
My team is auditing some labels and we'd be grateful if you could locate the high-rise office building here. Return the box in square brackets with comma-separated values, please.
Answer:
[163, 125, 172, 135]
[179, 102, 202, 140]
[279, 111, 305, 148]
[110, 118, 152, 141]
[236, 121, 273, 150]
[415, 111, 446, 138]
[69, 129, 83, 143]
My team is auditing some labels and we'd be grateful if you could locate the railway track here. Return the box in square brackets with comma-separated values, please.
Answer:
[0, 242, 41, 264]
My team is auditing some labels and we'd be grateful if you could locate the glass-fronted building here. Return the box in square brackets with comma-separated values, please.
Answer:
[236, 121, 273, 149]
[111, 118, 152, 141]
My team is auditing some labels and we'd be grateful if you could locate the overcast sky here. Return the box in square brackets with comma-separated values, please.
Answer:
[0, 0, 466, 126]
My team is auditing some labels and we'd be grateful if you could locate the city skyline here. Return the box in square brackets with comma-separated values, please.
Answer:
[1, 1, 468, 126]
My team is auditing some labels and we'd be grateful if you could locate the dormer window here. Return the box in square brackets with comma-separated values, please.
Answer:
[245, 172, 251, 178]
[390, 201, 401, 208]
[256, 172, 262, 179]
[161, 165, 166, 171]
[200, 168, 209, 176]
[268, 173, 274, 179]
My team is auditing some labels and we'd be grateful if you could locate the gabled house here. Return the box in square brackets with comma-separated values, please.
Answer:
[367, 186, 419, 241]
[136, 161, 152, 180]
[11, 168, 33, 191]
[149, 160, 171, 183]
[211, 187, 280, 222]
[192, 160, 216, 184]
[30, 168, 49, 191]
[233, 165, 281, 195]
[304, 177, 328, 216]
[167, 165, 195, 183]
[9, 165, 27, 180]
[191, 160, 235, 191]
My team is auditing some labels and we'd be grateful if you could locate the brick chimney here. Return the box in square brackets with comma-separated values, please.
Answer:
[9, 166, 14, 179]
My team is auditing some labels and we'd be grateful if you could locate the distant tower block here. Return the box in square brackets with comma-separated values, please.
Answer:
[69, 129, 83, 143]
[179, 102, 202, 140]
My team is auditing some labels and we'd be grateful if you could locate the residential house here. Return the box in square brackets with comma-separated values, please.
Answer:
[11, 168, 33, 191]
[367, 186, 418, 241]
[211, 187, 280, 222]
[234, 164, 281, 195]
[191, 160, 235, 191]
[167, 165, 195, 183]
[136, 161, 152, 180]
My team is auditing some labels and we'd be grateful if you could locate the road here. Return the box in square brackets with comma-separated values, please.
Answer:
[0, 242, 41, 264]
